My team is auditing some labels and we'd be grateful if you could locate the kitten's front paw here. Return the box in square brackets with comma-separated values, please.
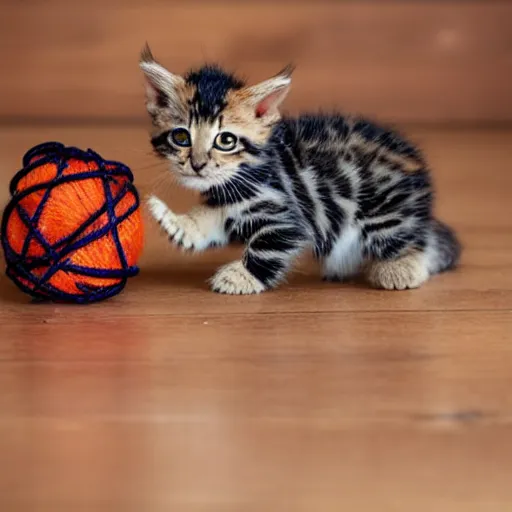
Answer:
[146, 195, 204, 251]
[210, 261, 266, 295]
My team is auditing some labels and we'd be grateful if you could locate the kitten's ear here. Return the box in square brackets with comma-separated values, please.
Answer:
[245, 64, 294, 119]
[139, 43, 185, 115]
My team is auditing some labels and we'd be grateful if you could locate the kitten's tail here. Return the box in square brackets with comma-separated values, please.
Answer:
[425, 218, 461, 274]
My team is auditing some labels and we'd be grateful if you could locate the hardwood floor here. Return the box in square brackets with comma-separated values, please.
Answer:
[0, 126, 511, 511]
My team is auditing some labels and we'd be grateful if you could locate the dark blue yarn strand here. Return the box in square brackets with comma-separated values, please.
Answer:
[103, 179, 129, 293]
[1, 141, 141, 304]
[61, 263, 139, 279]
[17, 151, 72, 264]
[11, 141, 134, 195]
[14, 200, 59, 261]
[21, 141, 65, 169]
[102, 161, 129, 272]
[5, 266, 127, 304]
[19, 180, 57, 259]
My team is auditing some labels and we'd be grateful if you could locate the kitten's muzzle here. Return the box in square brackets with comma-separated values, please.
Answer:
[190, 158, 207, 174]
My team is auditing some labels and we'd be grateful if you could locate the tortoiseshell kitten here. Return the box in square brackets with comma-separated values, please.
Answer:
[140, 44, 461, 294]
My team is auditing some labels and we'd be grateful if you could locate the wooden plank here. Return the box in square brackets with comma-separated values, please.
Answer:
[1, 309, 511, 367]
[1, 421, 511, 511]
[1, 1, 511, 122]
[1, 305, 512, 509]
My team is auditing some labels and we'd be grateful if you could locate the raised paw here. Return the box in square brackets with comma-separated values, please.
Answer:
[366, 252, 429, 291]
[146, 195, 204, 251]
[209, 261, 266, 295]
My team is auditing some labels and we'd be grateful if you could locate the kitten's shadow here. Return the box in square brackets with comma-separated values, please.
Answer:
[134, 262, 330, 292]
[135, 264, 215, 290]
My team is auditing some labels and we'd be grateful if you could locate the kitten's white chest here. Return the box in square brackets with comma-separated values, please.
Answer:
[322, 225, 364, 280]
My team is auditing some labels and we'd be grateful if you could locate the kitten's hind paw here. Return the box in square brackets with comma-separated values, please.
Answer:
[210, 261, 266, 295]
[366, 252, 429, 290]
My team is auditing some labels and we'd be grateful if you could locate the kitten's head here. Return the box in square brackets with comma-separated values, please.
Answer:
[140, 44, 293, 191]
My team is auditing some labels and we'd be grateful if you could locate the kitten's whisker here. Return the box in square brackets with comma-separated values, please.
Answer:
[135, 161, 168, 172]
[151, 172, 175, 192]
[104, 146, 157, 157]
[223, 181, 236, 205]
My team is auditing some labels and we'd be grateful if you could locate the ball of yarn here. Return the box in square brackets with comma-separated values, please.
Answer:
[1, 141, 144, 304]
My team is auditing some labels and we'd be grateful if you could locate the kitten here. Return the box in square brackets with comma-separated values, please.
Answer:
[140, 44, 461, 294]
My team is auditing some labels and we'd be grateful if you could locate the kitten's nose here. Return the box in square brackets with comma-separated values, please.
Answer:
[190, 158, 207, 174]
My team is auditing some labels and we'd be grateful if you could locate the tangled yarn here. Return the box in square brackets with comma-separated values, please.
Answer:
[1, 141, 144, 304]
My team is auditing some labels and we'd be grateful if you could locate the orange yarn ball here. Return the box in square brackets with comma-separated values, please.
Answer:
[1, 142, 144, 303]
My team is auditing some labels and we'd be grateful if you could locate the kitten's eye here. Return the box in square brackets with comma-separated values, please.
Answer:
[214, 132, 238, 152]
[170, 127, 191, 147]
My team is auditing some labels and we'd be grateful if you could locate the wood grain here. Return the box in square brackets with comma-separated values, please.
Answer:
[1, 125, 512, 510]
[1, 1, 511, 123]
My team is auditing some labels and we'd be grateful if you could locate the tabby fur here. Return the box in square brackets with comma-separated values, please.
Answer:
[140, 44, 460, 294]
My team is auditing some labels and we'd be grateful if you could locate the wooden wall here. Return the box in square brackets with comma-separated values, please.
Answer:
[1, 1, 511, 124]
